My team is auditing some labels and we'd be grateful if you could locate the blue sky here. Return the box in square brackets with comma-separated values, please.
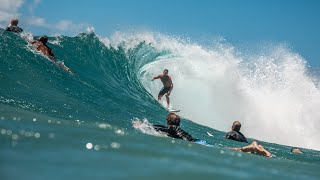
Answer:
[1, 0, 319, 67]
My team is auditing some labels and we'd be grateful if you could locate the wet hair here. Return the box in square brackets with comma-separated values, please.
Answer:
[39, 36, 48, 44]
[11, 18, 18, 26]
[166, 112, 180, 126]
[164, 69, 169, 73]
[232, 121, 241, 132]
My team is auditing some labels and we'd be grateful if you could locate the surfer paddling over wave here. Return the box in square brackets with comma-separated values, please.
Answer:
[29, 36, 75, 75]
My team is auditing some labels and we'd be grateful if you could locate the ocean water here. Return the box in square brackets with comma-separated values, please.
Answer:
[1, 29, 320, 180]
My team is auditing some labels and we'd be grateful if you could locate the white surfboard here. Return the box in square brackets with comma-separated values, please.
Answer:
[207, 132, 214, 137]
[168, 108, 180, 112]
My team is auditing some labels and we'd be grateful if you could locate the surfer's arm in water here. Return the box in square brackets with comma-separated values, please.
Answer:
[175, 127, 197, 141]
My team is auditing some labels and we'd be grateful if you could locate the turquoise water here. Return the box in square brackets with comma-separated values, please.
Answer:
[1, 30, 320, 180]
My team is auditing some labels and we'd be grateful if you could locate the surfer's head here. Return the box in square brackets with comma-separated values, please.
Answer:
[163, 69, 169, 75]
[39, 36, 48, 44]
[166, 112, 180, 126]
[232, 121, 241, 132]
[10, 18, 19, 26]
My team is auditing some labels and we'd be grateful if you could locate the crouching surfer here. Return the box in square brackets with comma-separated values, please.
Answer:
[153, 113, 197, 142]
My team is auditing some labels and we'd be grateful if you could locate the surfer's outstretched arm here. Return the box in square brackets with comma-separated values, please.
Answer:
[151, 74, 162, 81]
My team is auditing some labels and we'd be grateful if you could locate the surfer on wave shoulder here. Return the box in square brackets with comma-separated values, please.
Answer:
[30, 36, 74, 75]
[30, 36, 56, 61]
[151, 69, 173, 107]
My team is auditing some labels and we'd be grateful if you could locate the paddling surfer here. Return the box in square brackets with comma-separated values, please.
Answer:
[30, 36, 74, 75]
[153, 112, 197, 142]
[30, 36, 56, 61]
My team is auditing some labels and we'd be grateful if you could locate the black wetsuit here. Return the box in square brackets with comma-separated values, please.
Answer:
[5, 25, 23, 33]
[225, 130, 248, 143]
[153, 124, 197, 142]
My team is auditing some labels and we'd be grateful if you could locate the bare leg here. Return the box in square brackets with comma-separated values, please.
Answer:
[165, 94, 170, 107]
[231, 141, 272, 158]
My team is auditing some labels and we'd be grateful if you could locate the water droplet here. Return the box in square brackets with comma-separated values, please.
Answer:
[94, 145, 101, 151]
[6, 130, 12, 136]
[86, 143, 93, 149]
[48, 133, 55, 139]
[25, 131, 34, 137]
[19, 130, 25, 135]
[34, 132, 40, 138]
[98, 123, 111, 129]
[111, 142, 120, 149]
[115, 129, 124, 135]
[33, 118, 37, 122]
[12, 134, 19, 140]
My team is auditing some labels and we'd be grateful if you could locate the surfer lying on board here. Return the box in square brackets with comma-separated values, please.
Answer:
[153, 113, 198, 142]
[151, 69, 173, 107]
[30, 36, 56, 61]
[231, 141, 272, 158]
[30, 36, 74, 75]
[225, 121, 248, 143]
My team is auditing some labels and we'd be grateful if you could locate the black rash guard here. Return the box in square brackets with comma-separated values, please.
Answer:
[153, 124, 197, 142]
[225, 130, 248, 143]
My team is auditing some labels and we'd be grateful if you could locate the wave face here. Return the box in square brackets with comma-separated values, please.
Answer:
[0, 31, 167, 124]
[137, 32, 320, 151]
[1, 30, 320, 179]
